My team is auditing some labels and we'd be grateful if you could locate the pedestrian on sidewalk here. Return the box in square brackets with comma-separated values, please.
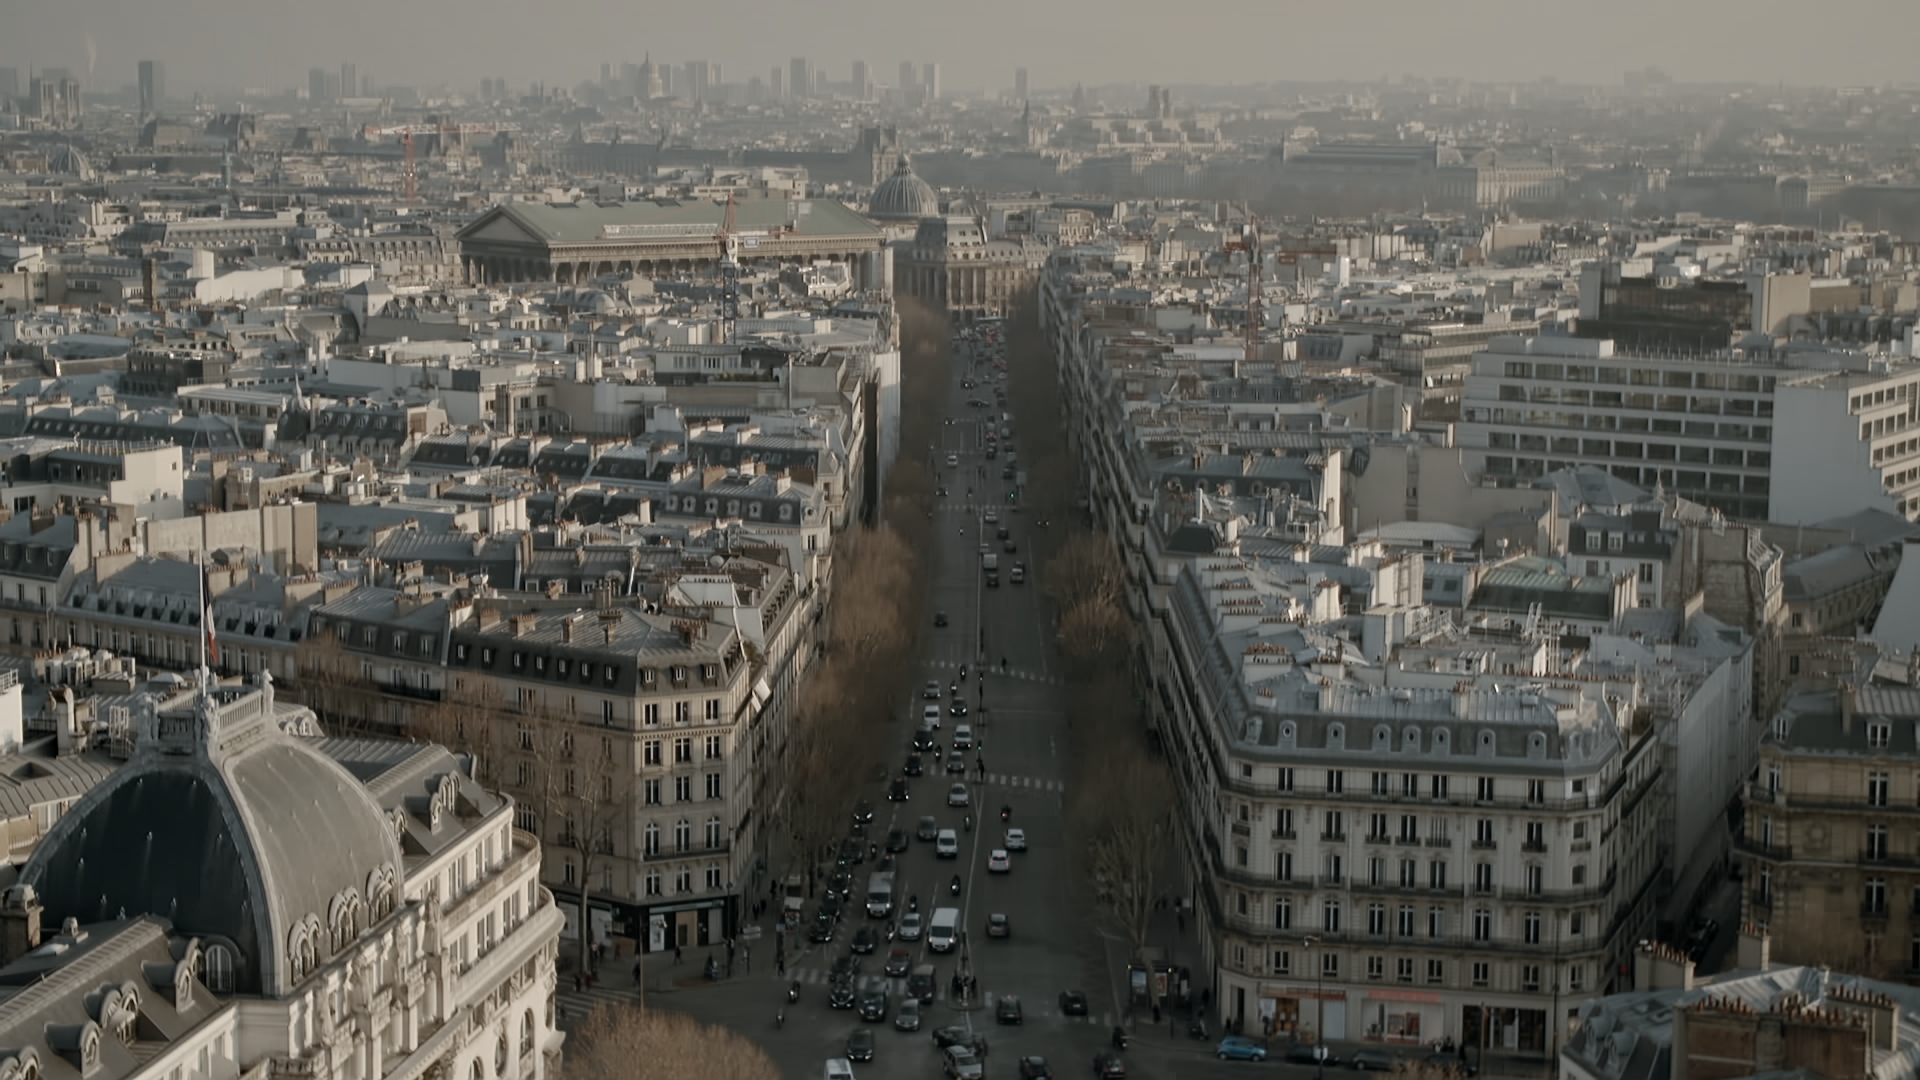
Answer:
[633, 960, 642, 985]
[674, 943, 683, 965]
[574, 973, 583, 993]
[777, 954, 786, 976]
[744, 944, 752, 973]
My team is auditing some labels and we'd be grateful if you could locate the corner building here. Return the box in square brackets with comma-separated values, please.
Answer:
[1165, 565, 1663, 1058]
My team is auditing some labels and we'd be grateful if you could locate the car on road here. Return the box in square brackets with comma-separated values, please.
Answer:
[1059, 990, 1089, 1016]
[944, 1046, 985, 1080]
[924, 680, 943, 699]
[904, 754, 924, 777]
[888, 778, 910, 802]
[985, 572, 999, 588]
[1010, 564, 1026, 585]
[885, 828, 909, 853]
[837, 840, 863, 867]
[917, 816, 940, 840]
[1004, 539, 1017, 553]
[953, 725, 974, 750]
[898, 911, 923, 941]
[883, 947, 913, 977]
[987, 849, 1011, 873]
[825, 1058, 855, 1080]
[946, 751, 968, 775]
[845, 1027, 874, 1062]
[968, 398, 991, 408]
[984, 511, 1000, 525]
[949, 699, 969, 717]
[922, 705, 943, 728]
[948, 784, 970, 807]
[1092, 1051, 1126, 1078]
[946, 454, 959, 467]
[828, 981, 857, 1010]
[936, 829, 959, 858]
[858, 989, 889, 1022]
[1018, 1057, 1053, 1080]
[996, 995, 1024, 1025]
[931, 1026, 973, 1050]
[1284, 1045, 1339, 1067]
[913, 729, 939, 753]
[830, 953, 860, 981]
[1215, 1036, 1267, 1061]
[986, 912, 1011, 938]
[934, 611, 949, 627]
[1002, 466, 1016, 480]
[894, 998, 922, 1031]
[852, 800, 875, 823]
[1004, 827, 1027, 851]
[851, 926, 878, 954]
[1349, 1049, 1398, 1071]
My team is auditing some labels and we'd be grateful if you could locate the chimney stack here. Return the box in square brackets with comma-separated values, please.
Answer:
[1735, 922, 1771, 972]
[0, 885, 44, 964]
[1634, 939, 1696, 991]
[1841, 683, 1858, 733]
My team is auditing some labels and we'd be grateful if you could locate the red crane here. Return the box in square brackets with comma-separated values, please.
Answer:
[362, 122, 518, 204]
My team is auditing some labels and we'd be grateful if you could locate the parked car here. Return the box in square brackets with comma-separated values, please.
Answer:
[1349, 1049, 1398, 1071]
[1215, 1036, 1267, 1061]
[1285, 1045, 1339, 1067]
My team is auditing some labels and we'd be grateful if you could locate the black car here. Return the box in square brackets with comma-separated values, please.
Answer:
[852, 800, 875, 823]
[838, 840, 864, 865]
[851, 926, 878, 954]
[826, 873, 852, 901]
[828, 981, 857, 1010]
[1092, 1052, 1126, 1079]
[934, 611, 949, 627]
[1349, 1049, 1398, 1071]
[1059, 990, 1089, 1016]
[904, 754, 925, 777]
[883, 947, 913, 977]
[917, 816, 940, 840]
[1002, 467, 1016, 480]
[997, 527, 1010, 540]
[858, 989, 889, 1022]
[1284, 1045, 1339, 1067]
[913, 730, 939, 753]
[884, 828, 910, 853]
[846, 1028, 875, 1062]
[820, 894, 846, 919]
[996, 995, 1024, 1025]
[1018, 1057, 1054, 1080]
[888, 778, 911, 802]
[949, 700, 969, 717]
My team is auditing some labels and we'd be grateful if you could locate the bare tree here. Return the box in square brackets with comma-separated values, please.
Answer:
[289, 630, 385, 735]
[1073, 725, 1173, 1009]
[551, 729, 632, 977]
[403, 687, 504, 788]
[564, 1006, 780, 1080]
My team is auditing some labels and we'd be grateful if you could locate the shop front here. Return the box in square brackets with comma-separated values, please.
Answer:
[641, 897, 730, 953]
[1363, 989, 1445, 1045]
[1256, 983, 1349, 1042]
[1460, 1002, 1548, 1055]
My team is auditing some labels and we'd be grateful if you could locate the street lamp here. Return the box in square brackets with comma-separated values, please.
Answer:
[1302, 935, 1324, 1080]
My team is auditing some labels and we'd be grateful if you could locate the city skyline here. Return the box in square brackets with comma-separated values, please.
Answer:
[3, 0, 1916, 97]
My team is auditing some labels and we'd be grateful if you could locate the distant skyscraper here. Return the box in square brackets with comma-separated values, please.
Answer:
[770, 66, 783, 98]
[0, 68, 17, 107]
[340, 63, 357, 100]
[790, 57, 811, 98]
[308, 67, 330, 102]
[922, 63, 941, 102]
[851, 60, 871, 100]
[138, 59, 164, 116]
[898, 61, 916, 92]
[601, 62, 612, 87]
[1014, 67, 1028, 101]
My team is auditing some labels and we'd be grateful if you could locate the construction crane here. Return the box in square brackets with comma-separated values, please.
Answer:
[361, 121, 518, 204]
[1223, 206, 1263, 379]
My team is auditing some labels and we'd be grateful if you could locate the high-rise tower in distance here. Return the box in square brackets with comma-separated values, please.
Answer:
[138, 60, 164, 117]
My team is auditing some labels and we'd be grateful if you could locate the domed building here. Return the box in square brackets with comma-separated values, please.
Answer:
[868, 155, 940, 222]
[0, 674, 564, 1080]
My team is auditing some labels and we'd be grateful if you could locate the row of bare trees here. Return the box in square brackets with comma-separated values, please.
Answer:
[776, 297, 955, 888]
[564, 1006, 779, 1080]
[998, 287, 1182, 1015]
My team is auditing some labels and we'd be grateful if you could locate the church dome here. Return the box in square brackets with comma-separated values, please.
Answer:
[46, 145, 94, 180]
[869, 155, 939, 220]
[21, 679, 402, 998]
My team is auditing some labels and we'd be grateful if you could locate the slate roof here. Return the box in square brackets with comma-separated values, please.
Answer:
[461, 197, 881, 247]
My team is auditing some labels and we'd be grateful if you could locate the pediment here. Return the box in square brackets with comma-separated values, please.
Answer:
[458, 209, 543, 245]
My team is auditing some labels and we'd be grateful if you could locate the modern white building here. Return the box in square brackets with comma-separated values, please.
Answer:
[0, 673, 564, 1080]
[1458, 335, 1920, 524]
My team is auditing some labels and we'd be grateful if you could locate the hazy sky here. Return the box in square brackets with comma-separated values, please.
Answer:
[3, 0, 1910, 96]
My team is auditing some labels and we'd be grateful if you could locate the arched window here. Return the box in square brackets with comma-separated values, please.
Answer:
[521, 1009, 536, 1053]
[202, 937, 236, 991]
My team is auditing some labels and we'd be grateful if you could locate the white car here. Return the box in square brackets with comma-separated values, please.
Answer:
[935, 829, 959, 858]
[923, 680, 943, 700]
[952, 725, 974, 751]
[1003, 827, 1027, 852]
[946, 454, 959, 467]
[987, 848, 1011, 873]
[947, 783, 970, 807]
[898, 911, 923, 941]
[922, 705, 942, 729]
[826, 1058, 856, 1080]
[944, 1046, 983, 1080]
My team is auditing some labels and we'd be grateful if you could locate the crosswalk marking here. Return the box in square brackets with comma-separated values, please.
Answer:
[557, 976, 1122, 1029]
[924, 658, 1058, 685]
[987, 773, 1064, 792]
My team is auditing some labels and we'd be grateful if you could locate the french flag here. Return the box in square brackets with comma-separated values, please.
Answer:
[202, 568, 220, 667]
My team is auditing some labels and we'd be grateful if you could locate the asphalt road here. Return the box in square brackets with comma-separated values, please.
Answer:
[555, 333, 1341, 1078]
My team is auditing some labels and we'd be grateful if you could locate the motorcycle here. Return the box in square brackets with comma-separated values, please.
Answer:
[1000, 805, 1012, 822]
[963, 815, 972, 833]
[949, 874, 963, 896]
[788, 981, 801, 1003]
[1112, 1027, 1130, 1051]
[776, 1008, 786, 1029]
[907, 895, 919, 913]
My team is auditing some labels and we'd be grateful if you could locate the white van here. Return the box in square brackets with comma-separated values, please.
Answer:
[928, 906, 961, 952]
[824, 1058, 856, 1080]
